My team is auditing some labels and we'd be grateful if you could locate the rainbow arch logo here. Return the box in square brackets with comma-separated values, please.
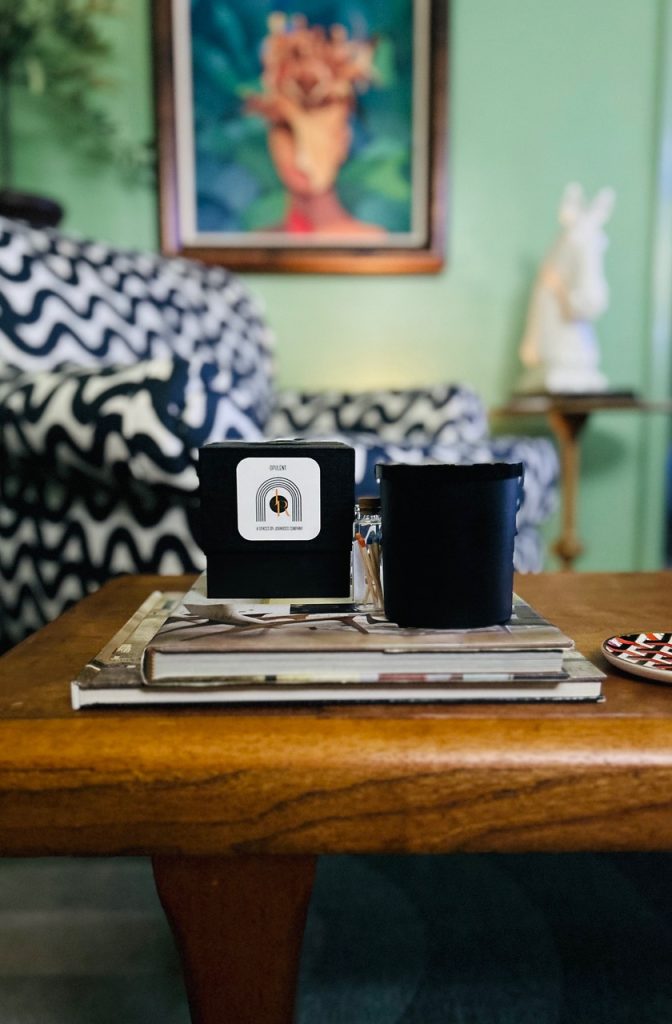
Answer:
[256, 476, 303, 522]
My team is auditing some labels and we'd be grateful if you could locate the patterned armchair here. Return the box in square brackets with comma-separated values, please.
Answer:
[0, 217, 558, 652]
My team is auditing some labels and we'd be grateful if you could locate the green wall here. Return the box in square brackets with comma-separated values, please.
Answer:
[12, 0, 671, 571]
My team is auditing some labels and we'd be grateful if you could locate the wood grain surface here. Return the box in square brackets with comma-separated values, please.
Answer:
[1, 572, 672, 856]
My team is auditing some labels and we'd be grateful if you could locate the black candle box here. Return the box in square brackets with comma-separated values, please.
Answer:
[198, 440, 355, 599]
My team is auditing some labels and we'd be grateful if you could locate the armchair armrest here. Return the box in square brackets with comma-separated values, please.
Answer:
[0, 355, 265, 492]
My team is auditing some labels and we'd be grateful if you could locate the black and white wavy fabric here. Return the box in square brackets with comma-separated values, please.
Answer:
[0, 458, 206, 651]
[268, 384, 489, 444]
[0, 214, 274, 426]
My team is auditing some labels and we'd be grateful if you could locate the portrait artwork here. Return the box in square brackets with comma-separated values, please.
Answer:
[154, 0, 448, 272]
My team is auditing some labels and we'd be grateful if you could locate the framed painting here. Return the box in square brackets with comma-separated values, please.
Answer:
[153, 0, 448, 273]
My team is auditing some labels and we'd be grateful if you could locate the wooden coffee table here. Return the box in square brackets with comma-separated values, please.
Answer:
[1, 572, 671, 1024]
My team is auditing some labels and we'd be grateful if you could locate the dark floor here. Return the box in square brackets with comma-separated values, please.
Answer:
[1, 852, 672, 1023]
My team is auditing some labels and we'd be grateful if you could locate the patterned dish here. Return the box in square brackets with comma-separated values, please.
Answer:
[601, 633, 672, 683]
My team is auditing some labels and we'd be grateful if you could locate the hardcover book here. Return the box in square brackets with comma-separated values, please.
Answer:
[142, 576, 575, 683]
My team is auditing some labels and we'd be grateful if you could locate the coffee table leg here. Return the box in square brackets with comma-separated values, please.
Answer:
[152, 854, 317, 1024]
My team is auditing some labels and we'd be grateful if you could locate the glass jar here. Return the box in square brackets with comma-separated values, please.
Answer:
[352, 496, 383, 609]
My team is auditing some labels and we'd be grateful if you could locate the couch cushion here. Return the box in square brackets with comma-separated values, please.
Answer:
[0, 355, 264, 490]
[0, 216, 274, 428]
[269, 385, 489, 445]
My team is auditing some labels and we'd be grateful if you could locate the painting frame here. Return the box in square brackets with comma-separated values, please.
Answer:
[153, 0, 448, 274]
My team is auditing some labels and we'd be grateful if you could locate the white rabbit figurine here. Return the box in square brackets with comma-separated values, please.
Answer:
[518, 183, 615, 393]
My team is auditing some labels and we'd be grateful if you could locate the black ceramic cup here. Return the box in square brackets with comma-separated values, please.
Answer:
[376, 462, 524, 628]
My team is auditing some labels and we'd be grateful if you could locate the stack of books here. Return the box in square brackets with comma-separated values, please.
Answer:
[71, 574, 604, 708]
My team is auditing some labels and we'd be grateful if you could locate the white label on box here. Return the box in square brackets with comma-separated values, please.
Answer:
[236, 457, 321, 540]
